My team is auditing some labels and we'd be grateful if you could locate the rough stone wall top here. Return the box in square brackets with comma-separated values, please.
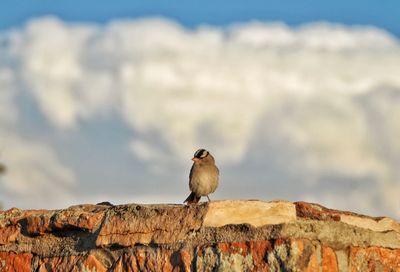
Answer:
[1, 200, 399, 253]
[1, 200, 400, 271]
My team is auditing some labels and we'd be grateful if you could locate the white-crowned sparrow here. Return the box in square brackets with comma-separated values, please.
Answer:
[184, 149, 219, 204]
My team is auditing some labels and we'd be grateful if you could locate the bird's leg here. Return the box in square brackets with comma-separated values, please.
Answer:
[206, 195, 211, 201]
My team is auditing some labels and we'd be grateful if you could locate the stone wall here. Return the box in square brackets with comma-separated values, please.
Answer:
[0, 200, 399, 271]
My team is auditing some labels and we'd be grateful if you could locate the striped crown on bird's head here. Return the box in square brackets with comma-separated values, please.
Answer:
[193, 149, 209, 159]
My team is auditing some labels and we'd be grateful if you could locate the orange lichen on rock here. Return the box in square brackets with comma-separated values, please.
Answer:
[322, 246, 339, 272]
[350, 246, 400, 272]
[0, 252, 32, 272]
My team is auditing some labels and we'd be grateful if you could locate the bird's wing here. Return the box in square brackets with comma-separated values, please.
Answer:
[189, 164, 195, 180]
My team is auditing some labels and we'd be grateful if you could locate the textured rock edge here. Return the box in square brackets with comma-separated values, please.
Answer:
[1, 200, 400, 271]
[0, 200, 399, 256]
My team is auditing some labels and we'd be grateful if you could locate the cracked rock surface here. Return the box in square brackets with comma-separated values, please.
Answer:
[0, 200, 399, 271]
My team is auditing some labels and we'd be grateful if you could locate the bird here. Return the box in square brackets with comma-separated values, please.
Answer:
[184, 148, 219, 204]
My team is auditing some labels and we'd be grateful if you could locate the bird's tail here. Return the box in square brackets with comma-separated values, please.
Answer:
[184, 192, 201, 204]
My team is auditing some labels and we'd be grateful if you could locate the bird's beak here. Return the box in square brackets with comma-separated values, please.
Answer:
[191, 157, 199, 162]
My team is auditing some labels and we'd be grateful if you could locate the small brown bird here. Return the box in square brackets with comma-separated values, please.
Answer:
[184, 149, 219, 204]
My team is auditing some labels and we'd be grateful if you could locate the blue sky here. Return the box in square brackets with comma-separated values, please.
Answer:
[0, 1, 399, 219]
[1, 1, 400, 35]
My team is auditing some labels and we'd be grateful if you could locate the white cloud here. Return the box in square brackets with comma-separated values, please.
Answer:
[1, 17, 400, 217]
[0, 133, 76, 209]
[0, 68, 17, 125]
[229, 21, 399, 50]
[0, 24, 77, 209]
[16, 18, 116, 128]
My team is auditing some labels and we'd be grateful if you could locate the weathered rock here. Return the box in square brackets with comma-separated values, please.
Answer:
[0, 200, 399, 271]
[322, 246, 339, 272]
[20, 205, 107, 236]
[0, 252, 32, 272]
[0, 226, 20, 245]
[96, 203, 206, 246]
[350, 247, 400, 272]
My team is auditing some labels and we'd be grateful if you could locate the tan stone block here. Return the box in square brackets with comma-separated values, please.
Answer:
[204, 200, 296, 227]
[341, 215, 400, 233]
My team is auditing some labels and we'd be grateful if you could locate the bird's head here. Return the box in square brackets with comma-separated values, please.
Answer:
[192, 148, 214, 163]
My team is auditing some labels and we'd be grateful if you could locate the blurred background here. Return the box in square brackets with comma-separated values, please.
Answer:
[0, 1, 399, 219]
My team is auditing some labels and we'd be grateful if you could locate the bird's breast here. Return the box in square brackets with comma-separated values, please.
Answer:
[189, 165, 219, 196]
